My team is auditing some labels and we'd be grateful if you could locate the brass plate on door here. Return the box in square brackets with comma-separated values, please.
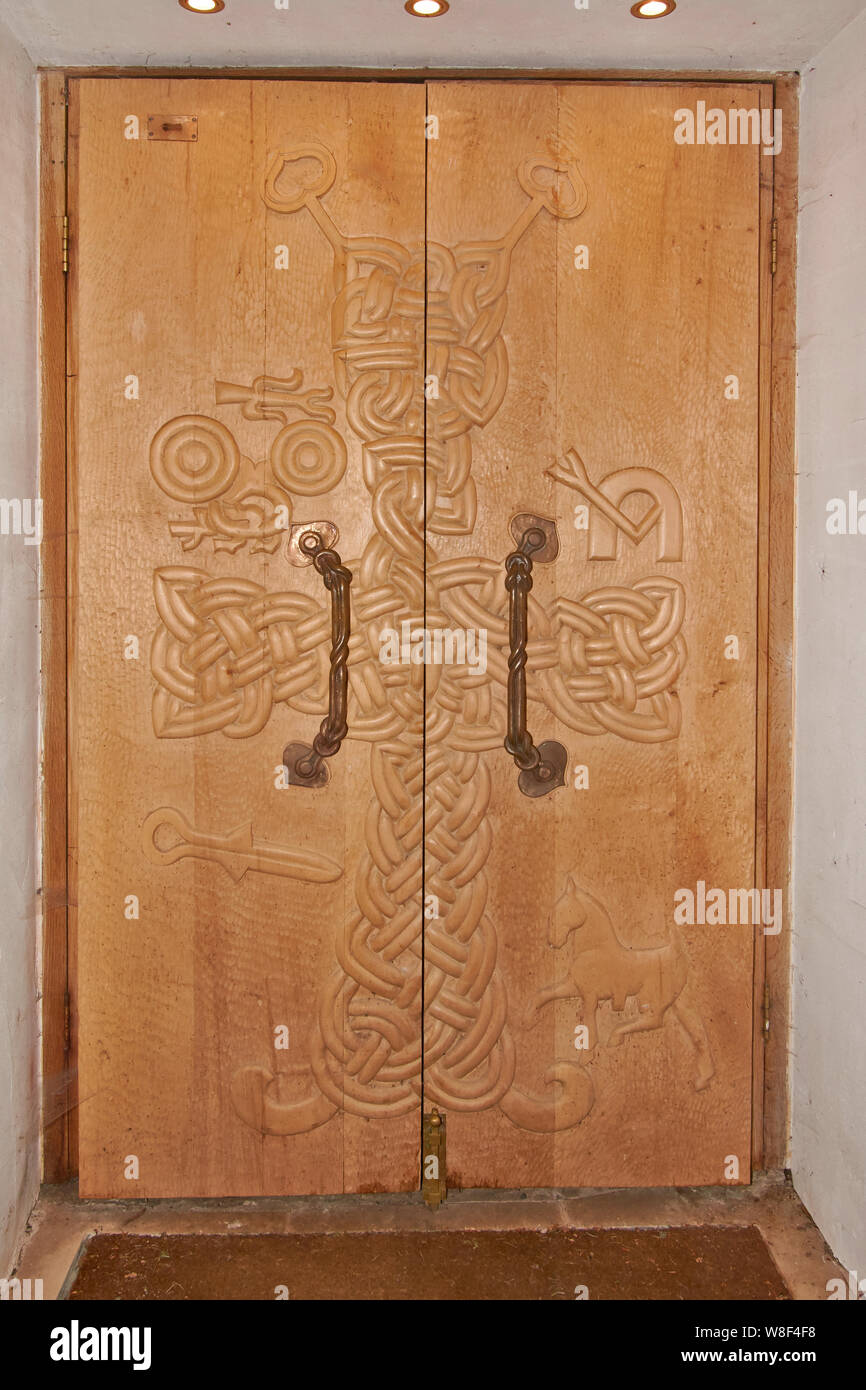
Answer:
[147, 115, 198, 142]
[422, 1109, 446, 1211]
[509, 512, 560, 563]
[286, 520, 339, 566]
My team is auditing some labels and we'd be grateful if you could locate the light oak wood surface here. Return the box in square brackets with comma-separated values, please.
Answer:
[423, 81, 765, 1187]
[71, 77, 771, 1195]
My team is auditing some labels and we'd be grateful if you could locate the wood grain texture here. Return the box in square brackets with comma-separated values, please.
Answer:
[66, 76, 81, 1182]
[73, 79, 426, 1196]
[750, 84, 775, 1169]
[68, 75, 784, 1195]
[762, 74, 798, 1169]
[39, 70, 70, 1182]
[53, 68, 795, 84]
[424, 81, 768, 1188]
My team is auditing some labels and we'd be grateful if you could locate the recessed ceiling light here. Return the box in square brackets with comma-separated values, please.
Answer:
[179, 0, 225, 13]
[630, 0, 676, 16]
[405, 0, 449, 16]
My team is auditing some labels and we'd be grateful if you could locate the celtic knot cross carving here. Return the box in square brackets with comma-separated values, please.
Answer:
[146, 141, 696, 1137]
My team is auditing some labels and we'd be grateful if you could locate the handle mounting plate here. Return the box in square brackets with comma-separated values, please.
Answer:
[510, 512, 560, 562]
[517, 739, 568, 797]
[286, 521, 339, 567]
[282, 741, 330, 789]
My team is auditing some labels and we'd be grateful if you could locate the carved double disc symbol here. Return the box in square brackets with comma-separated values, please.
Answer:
[270, 419, 347, 496]
[150, 415, 239, 503]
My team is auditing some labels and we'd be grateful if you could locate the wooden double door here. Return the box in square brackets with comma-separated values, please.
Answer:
[73, 77, 766, 1196]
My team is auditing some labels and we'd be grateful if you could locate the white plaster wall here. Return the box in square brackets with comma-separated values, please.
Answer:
[792, 5, 866, 1276]
[0, 16, 40, 1277]
[0, 0, 860, 1282]
[0, 0, 861, 72]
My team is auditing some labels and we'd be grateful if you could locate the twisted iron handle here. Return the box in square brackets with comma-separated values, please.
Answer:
[283, 530, 352, 788]
[504, 523, 568, 798]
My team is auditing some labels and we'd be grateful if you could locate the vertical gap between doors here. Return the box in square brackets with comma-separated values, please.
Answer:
[419, 80, 430, 1187]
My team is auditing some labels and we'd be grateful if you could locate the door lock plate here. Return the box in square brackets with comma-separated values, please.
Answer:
[147, 115, 198, 142]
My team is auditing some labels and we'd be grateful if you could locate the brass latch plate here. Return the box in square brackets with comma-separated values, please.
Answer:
[147, 115, 198, 142]
[422, 1108, 446, 1210]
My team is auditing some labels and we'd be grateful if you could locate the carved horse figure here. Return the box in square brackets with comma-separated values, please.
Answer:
[526, 876, 715, 1092]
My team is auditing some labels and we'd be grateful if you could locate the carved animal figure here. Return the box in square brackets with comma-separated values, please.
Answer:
[526, 876, 715, 1091]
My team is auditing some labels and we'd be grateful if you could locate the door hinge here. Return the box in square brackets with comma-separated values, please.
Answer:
[770, 217, 778, 276]
[63, 990, 71, 1054]
[62, 214, 69, 275]
[422, 1107, 446, 1210]
[762, 982, 771, 1042]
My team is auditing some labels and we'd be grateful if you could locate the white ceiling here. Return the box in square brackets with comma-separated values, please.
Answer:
[0, 0, 863, 71]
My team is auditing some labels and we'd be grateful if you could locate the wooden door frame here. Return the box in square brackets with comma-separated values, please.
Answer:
[39, 67, 798, 1184]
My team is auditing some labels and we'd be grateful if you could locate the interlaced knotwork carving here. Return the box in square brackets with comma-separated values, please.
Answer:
[151, 567, 330, 738]
[430, 559, 687, 741]
[149, 140, 696, 1138]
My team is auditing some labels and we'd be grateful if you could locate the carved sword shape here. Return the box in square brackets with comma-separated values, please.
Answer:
[142, 807, 342, 884]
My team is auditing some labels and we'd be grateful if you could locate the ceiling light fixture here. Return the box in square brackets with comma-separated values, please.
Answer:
[630, 1, 676, 16]
[179, 0, 225, 14]
[405, 0, 449, 17]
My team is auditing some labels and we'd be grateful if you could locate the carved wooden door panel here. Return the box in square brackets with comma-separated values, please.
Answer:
[421, 82, 766, 1188]
[74, 77, 765, 1198]
[74, 79, 427, 1195]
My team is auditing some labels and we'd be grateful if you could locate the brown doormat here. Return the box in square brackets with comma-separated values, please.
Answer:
[63, 1227, 790, 1300]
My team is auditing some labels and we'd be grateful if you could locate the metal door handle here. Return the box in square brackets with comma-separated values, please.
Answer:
[504, 515, 568, 798]
[283, 529, 352, 788]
